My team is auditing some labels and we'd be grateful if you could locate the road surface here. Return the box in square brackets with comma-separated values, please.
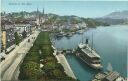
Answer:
[1, 30, 40, 80]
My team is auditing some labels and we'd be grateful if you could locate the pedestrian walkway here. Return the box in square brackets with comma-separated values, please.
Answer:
[52, 45, 76, 79]
[57, 54, 76, 79]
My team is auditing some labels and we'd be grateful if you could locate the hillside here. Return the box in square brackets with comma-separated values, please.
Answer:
[44, 14, 109, 27]
[103, 10, 128, 19]
[95, 10, 128, 25]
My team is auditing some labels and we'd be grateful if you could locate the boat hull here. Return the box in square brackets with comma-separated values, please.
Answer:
[76, 53, 102, 70]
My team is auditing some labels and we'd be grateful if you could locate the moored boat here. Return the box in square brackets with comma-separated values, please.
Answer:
[76, 39, 103, 69]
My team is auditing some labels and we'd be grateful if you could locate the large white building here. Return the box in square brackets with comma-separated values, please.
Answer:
[14, 24, 32, 37]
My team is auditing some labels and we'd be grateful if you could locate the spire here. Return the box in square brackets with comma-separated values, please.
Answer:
[43, 8, 44, 15]
[37, 8, 39, 13]
[36, 7, 41, 26]
[36, 8, 39, 17]
[36, 8, 40, 20]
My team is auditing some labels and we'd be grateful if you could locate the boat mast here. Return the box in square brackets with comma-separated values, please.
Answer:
[91, 32, 93, 52]
[85, 31, 88, 45]
[82, 33, 83, 43]
[123, 42, 128, 69]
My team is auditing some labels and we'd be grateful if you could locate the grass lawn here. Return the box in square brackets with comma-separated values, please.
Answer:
[19, 32, 78, 81]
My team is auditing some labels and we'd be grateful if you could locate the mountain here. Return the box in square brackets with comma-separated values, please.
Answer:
[103, 10, 128, 19]
[95, 10, 128, 25]
[95, 18, 127, 25]
[44, 13, 109, 27]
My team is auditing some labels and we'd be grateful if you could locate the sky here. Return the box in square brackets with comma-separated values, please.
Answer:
[1, 0, 128, 18]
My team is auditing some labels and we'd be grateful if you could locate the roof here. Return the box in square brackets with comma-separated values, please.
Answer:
[95, 73, 106, 80]
[116, 77, 125, 81]
[105, 71, 119, 81]
[14, 24, 31, 27]
[2, 24, 14, 30]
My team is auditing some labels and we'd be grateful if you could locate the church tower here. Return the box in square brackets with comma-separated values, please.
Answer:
[36, 8, 45, 27]
[36, 8, 41, 26]
[41, 8, 45, 23]
[43, 8, 44, 16]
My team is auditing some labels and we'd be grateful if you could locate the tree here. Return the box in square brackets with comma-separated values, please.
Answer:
[53, 69, 64, 77]
[22, 30, 27, 38]
[1, 42, 5, 52]
[14, 32, 20, 45]
[19, 61, 42, 80]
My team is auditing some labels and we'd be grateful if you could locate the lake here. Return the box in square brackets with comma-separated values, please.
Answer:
[53, 25, 128, 81]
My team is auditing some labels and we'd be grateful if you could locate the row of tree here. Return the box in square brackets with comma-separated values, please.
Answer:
[14, 31, 27, 45]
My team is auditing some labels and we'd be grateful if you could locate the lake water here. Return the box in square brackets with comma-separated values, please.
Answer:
[53, 25, 128, 81]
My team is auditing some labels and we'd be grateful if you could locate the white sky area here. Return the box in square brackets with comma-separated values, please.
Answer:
[2, 0, 128, 1]
[1, 0, 128, 18]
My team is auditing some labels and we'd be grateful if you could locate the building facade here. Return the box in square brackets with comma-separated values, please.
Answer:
[14, 24, 32, 37]
[1, 24, 15, 51]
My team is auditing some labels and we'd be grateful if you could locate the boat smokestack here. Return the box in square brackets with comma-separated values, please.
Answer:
[86, 39, 88, 44]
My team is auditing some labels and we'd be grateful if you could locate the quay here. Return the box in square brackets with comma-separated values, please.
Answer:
[52, 45, 76, 79]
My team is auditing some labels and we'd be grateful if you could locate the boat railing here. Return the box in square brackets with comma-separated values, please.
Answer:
[87, 44, 101, 56]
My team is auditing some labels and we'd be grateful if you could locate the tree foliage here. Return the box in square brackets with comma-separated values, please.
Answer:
[14, 32, 20, 45]
[19, 61, 42, 80]
[22, 30, 27, 38]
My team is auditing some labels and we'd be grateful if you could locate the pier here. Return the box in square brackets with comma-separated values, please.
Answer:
[56, 53, 76, 79]
[52, 45, 76, 79]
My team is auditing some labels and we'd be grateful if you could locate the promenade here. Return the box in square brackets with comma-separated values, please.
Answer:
[57, 54, 76, 79]
[0, 30, 40, 80]
[52, 47, 76, 79]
